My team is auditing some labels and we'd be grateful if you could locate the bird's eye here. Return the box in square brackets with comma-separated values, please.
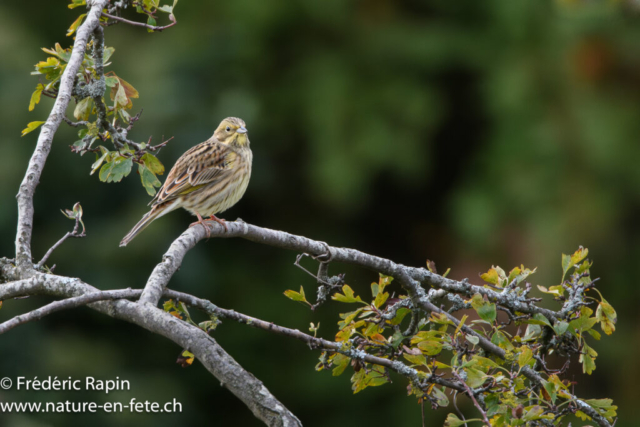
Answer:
[226, 126, 231, 132]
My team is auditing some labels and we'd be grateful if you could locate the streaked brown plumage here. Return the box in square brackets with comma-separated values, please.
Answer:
[120, 117, 252, 247]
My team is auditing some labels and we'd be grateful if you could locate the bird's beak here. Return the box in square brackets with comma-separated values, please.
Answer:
[237, 126, 248, 134]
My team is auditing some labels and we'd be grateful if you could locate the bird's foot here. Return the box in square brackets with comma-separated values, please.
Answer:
[189, 212, 211, 239]
[206, 214, 228, 232]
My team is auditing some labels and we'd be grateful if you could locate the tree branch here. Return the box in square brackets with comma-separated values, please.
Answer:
[0, 274, 301, 427]
[14, 0, 109, 272]
[0, 289, 140, 334]
[162, 289, 466, 393]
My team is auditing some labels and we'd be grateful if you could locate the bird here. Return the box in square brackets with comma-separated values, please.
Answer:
[119, 117, 252, 247]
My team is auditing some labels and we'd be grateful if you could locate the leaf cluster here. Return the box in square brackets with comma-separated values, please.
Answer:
[286, 249, 617, 426]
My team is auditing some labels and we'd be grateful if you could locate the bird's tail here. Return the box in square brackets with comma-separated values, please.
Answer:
[120, 207, 164, 247]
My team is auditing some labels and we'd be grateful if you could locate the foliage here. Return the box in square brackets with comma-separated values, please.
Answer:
[286, 248, 617, 426]
[26, 0, 178, 195]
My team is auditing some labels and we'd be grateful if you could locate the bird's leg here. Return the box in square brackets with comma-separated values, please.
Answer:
[189, 212, 211, 239]
[206, 214, 228, 231]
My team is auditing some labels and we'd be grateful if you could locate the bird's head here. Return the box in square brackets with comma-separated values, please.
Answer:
[214, 117, 249, 147]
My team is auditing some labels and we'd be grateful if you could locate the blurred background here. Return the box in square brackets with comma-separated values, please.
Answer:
[0, 0, 637, 425]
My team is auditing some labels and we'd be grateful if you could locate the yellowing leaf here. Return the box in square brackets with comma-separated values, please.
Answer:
[331, 354, 349, 376]
[141, 153, 165, 175]
[332, 285, 364, 304]
[284, 286, 309, 305]
[403, 353, 427, 366]
[596, 297, 617, 335]
[562, 247, 588, 281]
[481, 266, 505, 287]
[21, 121, 45, 136]
[29, 84, 43, 111]
[67, 13, 86, 37]
[518, 346, 533, 367]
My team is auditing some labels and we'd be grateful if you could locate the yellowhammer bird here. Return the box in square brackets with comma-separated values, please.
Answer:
[119, 117, 252, 247]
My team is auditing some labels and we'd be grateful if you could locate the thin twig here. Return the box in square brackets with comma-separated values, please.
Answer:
[62, 116, 90, 128]
[101, 11, 177, 32]
[36, 216, 85, 269]
[452, 370, 491, 426]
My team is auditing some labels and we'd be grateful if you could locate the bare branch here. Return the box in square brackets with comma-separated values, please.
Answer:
[62, 115, 90, 128]
[101, 11, 177, 32]
[0, 289, 140, 334]
[14, 0, 109, 272]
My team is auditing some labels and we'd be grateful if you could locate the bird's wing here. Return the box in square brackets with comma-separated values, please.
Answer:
[150, 139, 238, 206]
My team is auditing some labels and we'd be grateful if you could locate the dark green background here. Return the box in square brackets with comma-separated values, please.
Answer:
[0, 0, 636, 426]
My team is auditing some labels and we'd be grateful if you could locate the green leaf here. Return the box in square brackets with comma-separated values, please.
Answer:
[90, 148, 109, 175]
[100, 156, 133, 183]
[142, 153, 165, 175]
[518, 345, 533, 367]
[103, 46, 115, 64]
[331, 354, 349, 376]
[332, 285, 365, 304]
[470, 293, 496, 323]
[537, 284, 564, 297]
[465, 335, 479, 345]
[403, 353, 427, 366]
[284, 286, 309, 304]
[29, 84, 43, 111]
[430, 386, 449, 407]
[542, 380, 558, 404]
[444, 413, 482, 427]
[105, 76, 119, 88]
[416, 340, 443, 356]
[569, 307, 597, 336]
[113, 82, 128, 108]
[21, 121, 45, 136]
[139, 163, 162, 195]
[74, 97, 94, 121]
[465, 367, 487, 388]
[522, 405, 549, 421]
[579, 342, 597, 374]
[147, 15, 157, 32]
[530, 313, 552, 327]
[507, 265, 536, 287]
[491, 330, 514, 351]
[351, 366, 387, 393]
[552, 320, 569, 336]
[388, 307, 410, 325]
